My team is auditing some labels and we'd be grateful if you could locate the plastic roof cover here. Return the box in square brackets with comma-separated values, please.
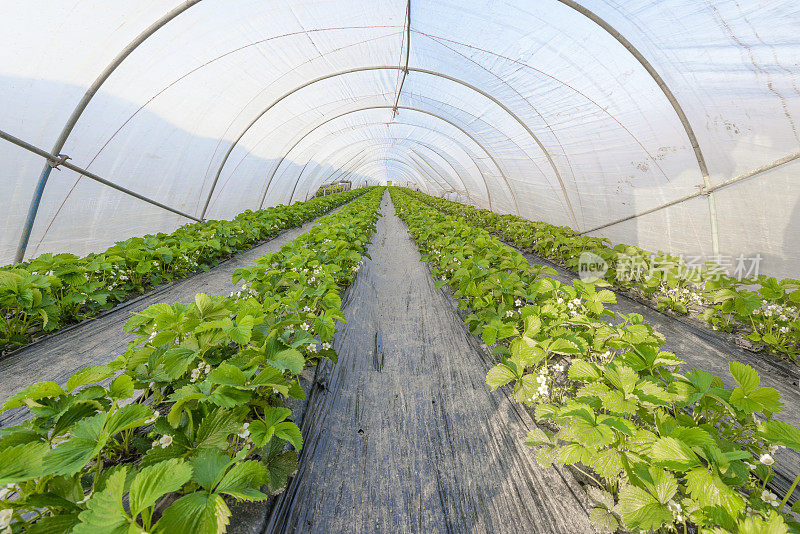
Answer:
[1, 1, 799, 277]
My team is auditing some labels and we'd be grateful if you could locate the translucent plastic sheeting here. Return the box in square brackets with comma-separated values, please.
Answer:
[0, 1, 798, 278]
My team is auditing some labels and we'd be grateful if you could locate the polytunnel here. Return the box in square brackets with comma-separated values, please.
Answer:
[1, 1, 800, 533]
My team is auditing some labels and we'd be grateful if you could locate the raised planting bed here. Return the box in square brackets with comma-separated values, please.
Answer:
[0, 188, 384, 533]
[391, 186, 800, 533]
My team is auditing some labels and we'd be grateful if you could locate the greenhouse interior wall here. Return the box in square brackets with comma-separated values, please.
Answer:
[1, 1, 799, 533]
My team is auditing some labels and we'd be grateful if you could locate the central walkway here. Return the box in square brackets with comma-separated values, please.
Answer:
[268, 192, 592, 533]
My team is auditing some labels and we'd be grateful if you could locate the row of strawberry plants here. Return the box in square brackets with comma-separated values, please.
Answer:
[0, 187, 383, 534]
[0, 188, 366, 353]
[404, 190, 800, 363]
[390, 186, 800, 534]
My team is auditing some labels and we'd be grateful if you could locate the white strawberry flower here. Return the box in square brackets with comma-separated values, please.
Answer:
[300, 322, 310, 331]
[322, 342, 332, 350]
[760, 453, 775, 466]
[308, 344, 318, 353]
[158, 435, 173, 448]
[238, 422, 250, 439]
[505, 310, 514, 318]
[145, 410, 159, 424]
[514, 299, 522, 307]
[761, 489, 780, 507]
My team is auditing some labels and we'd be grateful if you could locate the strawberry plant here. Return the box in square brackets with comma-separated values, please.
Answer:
[391, 186, 800, 533]
[403, 189, 800, 363]
[0, 188, 383, 533]
[0, 189, 367, 353]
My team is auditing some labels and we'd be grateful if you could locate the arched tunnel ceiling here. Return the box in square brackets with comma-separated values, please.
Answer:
[0, 0, 798, 277]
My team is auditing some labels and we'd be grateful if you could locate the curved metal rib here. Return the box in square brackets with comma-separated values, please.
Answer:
[254, 105, 524, 213]
[202, 66, 572, 220]
[289, 136, 474, 204]
[14, 1, 202, 263]
[255, 106, 506, 211]
[554, 0, 717, 252]
[292, 144, 463, 203]
[260, 118, 495, 209]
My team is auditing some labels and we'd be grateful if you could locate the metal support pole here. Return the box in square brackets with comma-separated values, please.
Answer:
[0, 129, 202, 250]
[14, 1, 201, 263]
[554, 0, 717, 252]
[392, 0, 412, 116]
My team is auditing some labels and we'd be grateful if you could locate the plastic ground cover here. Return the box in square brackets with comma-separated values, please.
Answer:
[3, 188, 799, 531]
[266, 191, 593, 533]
